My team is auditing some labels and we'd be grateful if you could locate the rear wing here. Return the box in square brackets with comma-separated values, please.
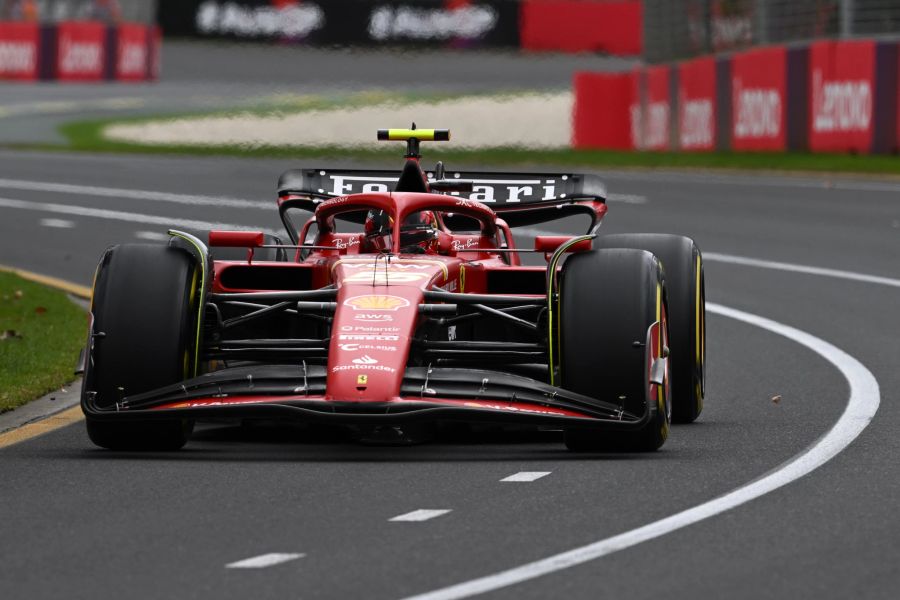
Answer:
[277, 168, 606, 230]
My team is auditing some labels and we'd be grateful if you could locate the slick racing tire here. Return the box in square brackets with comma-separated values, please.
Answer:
[83, 244, 198, 451]
[595, 234, 705, 423]
[559, 249, 671, 452]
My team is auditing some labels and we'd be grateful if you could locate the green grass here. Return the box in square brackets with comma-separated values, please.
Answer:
[46, 118, 900, 176]
[0, 272, 86, 413]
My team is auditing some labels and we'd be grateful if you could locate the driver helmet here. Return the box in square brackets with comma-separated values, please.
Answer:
[364, 210, 438, 254]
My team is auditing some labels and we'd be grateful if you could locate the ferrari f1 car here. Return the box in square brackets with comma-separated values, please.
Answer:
[80, 128, 706, 452]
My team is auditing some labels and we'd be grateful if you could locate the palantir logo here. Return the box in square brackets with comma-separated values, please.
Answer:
[812, 69, 871, 133]
[0, 41, 35, 74]
[733, 78, 781, 139]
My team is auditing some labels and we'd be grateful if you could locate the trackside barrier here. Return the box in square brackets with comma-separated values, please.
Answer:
[573, 39, 900, 154]
[572, 72, 636, 150]
[157, 0, 643, 56]
[519, 0, 642, 55]
[0, 21, 159, 82]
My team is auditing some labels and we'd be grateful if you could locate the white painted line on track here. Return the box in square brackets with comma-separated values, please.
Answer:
[135, 230, 172, 241]
[39, 218, 75, 229]
[398, 303, 880, 600]
[500, 472, 551, 482]
[606, 193, 647, 204]
[704, 252, 900, 289]
[226, 552, 305, 569]
[390, 509, 452, 522]
[0, 196, 280, 237]
[0, 178, 267, 210]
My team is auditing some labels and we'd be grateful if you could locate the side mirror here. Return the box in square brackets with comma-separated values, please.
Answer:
[208, 231, 265, 248]
[533, 236, 592, 253]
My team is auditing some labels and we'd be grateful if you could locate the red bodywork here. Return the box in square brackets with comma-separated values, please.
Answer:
[83, 154, 662, 436]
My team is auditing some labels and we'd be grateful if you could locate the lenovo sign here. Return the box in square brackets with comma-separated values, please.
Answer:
[56, 21, 105, 81]
[0, 22, 39, 80]
[808, 40, 875, 153]
[677, 57, 716, 151]
[730, 47, 787, 151]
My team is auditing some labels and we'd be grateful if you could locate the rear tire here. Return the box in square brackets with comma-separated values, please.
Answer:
[558, 249, 671, 452]
[595, 234, 705, 423]
[83, 244, 198, 450]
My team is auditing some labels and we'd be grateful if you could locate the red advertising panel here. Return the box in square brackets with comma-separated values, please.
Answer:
[731, 46, 787, 151]
[572, 71, 637, 150]
[808, 40, 875, 153]
[677, 56, 716, 151]
[521, 1, 642, 56]
[0, 22, 40, 81]
[116, 23, 150, 81]
[643, 65, 671, 150]
[56, 21, 106, 81]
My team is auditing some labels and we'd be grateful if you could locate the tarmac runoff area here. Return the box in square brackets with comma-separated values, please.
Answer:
[103, 92, 574, 149]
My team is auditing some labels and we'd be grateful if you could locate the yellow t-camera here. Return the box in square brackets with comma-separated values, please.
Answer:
[377, 129, 451, 142]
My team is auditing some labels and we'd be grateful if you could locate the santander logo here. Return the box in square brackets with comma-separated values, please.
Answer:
[812, 69, 871, 133]
[680, 98, 714, 148]
[733, 78, 781, 139]
[60, 35, 102, 74]
[0, 41, 36, 73]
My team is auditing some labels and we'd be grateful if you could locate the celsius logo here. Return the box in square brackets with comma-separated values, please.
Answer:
[60, 37, 102, 74]
[351, 355, 378, 365]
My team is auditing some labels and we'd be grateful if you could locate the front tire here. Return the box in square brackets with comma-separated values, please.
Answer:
[83, 244, 199, 450]
[558, 249, 671, 452]
[595, 234, 705, 423]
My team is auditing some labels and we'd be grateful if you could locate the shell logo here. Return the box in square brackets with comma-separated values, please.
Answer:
[344, 295, 411, 311]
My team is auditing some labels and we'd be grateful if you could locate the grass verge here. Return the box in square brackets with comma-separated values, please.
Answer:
[46, 117, 900, 176]
[0, 271, 86, 413]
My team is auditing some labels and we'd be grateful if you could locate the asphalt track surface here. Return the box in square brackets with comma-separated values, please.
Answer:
[0, 147, 898, 600]
[0, 31, 894, 600]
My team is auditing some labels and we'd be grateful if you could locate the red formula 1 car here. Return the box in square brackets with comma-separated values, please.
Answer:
[80, 128, 705, 452]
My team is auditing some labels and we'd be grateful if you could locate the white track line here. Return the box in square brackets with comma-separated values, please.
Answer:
[398, 302, 880, 600]
[390, 509, 452, 522]
[500, 472, 551, 482]
[704, 252, 900, 288]
[0, 197, 280, 236]
[39, 218, 75, 229]
[225, 552, 305, 569]
[134, 230, 171, 241]
[606, 193, 647, 204]
[0, 178, 267, 210]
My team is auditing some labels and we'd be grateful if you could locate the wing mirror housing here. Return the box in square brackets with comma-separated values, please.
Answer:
[533, 236, 592, 254]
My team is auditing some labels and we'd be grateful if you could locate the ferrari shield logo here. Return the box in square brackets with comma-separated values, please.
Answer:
[357, 374, 369, 385]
